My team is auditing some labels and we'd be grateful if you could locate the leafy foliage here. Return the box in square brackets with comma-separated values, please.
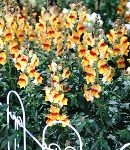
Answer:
[0, 0, 130, 150]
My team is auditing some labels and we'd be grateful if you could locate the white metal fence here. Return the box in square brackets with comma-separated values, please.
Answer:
[6, 90, 130, 150]
[7, 90, 83, 150]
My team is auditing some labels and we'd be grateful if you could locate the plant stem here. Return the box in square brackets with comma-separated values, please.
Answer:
[95, 60, 99, 84]
[5, 42, 11, 79]
[96, 100, 103, 124]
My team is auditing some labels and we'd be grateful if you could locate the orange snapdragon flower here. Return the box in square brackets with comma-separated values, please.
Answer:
[102, 68, 115, 83]
[15, 54, 28, 71]
[17, 14, 25, 22]
[0, 17, 4, 29]
[106, 29, 115, 44]
[117, 5, 124, 14]
[56, 44, 63, 56]
[17, 73, 28, 88]
[37, 32, 46, 43]
[66, 33, 75, 49]
[125, 13, 130, 22]
[65, 16, 74, 29]
[0, 38, 4, 51]
[91, 84, 102, 98]
[86, 68, 96, 84]
[47, 26, 56, 38]
[60, 97, 68, 106]
[46, 105, 60, 124]
[35, 19, 46, 32]
[3, 29, 14, 41]
[45, 89, 64, 104]
[15, 62, 21, 70]
[46, 106, 70, 127]
[30, 54, 39, 67]
[57, 114, 70, 127]
[99, 47, 110, 60]
[8, 40, 19, 54]
[98, 39, 108, 52]
[62, 67, 71, 79]
[77, 22, 86, 35]
[53, 32, 63, 45]
[34, 72, 43, 84]
[72, 31, 80, 44]
[79, 11, 87, 22]
[0, 52, 6, 65]
[51, 75, 59, 83]
[6, 17, 17, 30]
[84, 90, 94, 101]
[28, 30, 35, 41]
[78, 44, 88, 58]
[83, 33, 93, 46]
[16, 30, 24, 44]
[50, 105, 60, 114]
[24, 22, 32, 34]
[113, 44, 120, 55]
[17, 14, 25, 30]
[120, 36, 129, 56]
[20, 55, 28, 70]
[81, 54, 90, 69]
[117, 57, 125, 68]
[48, 61, 57, 72]
[68, 10, 77, 24]
[98, 59, 108, 74]
[116, 29, 124, 37]
[45, 87, 53, 102]
[49, 14, 59, 27]
[21, 6, 28, 19]
[53, 93, 64, 103]
[42, 39, 51, 51]
[26, 65, 36, 78]
[120, 0, 128, 6]
[90, 47, 99, 61]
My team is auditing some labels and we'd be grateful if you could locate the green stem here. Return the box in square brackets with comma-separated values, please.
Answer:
[97, 100, 103, 124]
[95, 60, 99, 84]
[5, 42, 11, 80]
[46, 0, 49, 8]
[95, 60, 103, 123]
[28, 78, 35, 104]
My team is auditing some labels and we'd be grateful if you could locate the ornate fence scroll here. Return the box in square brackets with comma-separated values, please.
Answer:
[120, 143, 130, 150]
[7, 90, 83, 150]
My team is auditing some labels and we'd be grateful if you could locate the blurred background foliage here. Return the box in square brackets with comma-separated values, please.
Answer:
[19, 0, 120, 33]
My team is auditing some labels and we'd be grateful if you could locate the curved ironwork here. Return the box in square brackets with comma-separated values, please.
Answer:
[42, 120, 83, 150]
[7, 90, 26, 150]
[7, 90, 83, 150]
[120, 143, 130, 150]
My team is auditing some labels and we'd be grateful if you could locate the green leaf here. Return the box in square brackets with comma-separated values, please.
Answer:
[77, 121, 86, 132]
[101, 140, 111, 150]
[90, 121, 99, 133]
[9, 134, 17, 141]
[1, 139, 7, 149]
[91, 140, 99, 150]
[108, 100, 119, 105]
[85, 124, 91, 134]
[107, 134, 117, 142]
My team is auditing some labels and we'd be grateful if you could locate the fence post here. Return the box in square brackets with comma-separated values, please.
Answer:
[7, 90, 26, 150]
